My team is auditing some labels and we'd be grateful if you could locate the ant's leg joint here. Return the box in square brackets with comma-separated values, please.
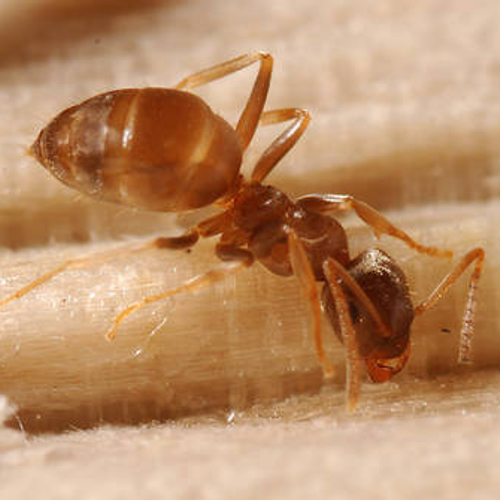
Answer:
[215, 244, 254, 266]
[154, 229, 199, 250]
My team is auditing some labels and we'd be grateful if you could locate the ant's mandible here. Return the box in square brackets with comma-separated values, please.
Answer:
[3, 52, 485, 410]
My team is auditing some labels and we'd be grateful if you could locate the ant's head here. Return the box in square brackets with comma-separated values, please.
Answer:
[365, 341, 411, 383]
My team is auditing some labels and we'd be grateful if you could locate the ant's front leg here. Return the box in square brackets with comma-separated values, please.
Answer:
[287, 229, 335, 379]
[296, 193, 453, 258]
[322, 257, 363, 411]
[415, 247, 485, 364]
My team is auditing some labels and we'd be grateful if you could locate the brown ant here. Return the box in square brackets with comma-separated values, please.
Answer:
[2, 52, 484, 410]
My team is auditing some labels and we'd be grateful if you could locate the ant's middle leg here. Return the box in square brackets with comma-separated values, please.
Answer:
[296, 193, 453, 258]
[174, 54, 311, 181]
[250, 108, 311, 183]
[106, 242, 254, 341]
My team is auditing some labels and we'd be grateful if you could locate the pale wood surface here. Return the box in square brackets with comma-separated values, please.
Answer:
[0, 0, 499, 498]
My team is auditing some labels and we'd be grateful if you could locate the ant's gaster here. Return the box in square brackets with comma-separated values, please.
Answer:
[4, 52, 485, 410]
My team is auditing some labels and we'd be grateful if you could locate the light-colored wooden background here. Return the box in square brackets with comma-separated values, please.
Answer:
[0, 1, 499, 498]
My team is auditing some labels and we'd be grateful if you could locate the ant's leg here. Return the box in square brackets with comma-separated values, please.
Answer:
[322, 258, 362, 411]
[106, 244, 254, 341]
[414, 247, 485, 364]
[287, 229, 335, 379]
[297, 194, 453, 258]
[0, 236, 195, 309]
[250, 108, 311, 183]
[174, 52, 273, 151]
[0, 210, 234, 309]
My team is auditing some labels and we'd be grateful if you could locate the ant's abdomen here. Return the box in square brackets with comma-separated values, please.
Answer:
[32, 88, 242, 212]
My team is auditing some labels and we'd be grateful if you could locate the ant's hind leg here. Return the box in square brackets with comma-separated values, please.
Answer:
[0, 234, 200, 309]
[174, 55, 311, 180]
[297, 194, 453, 259]
[174, 52, 273, 151]
[414, 247, 485, 364]
[287, 230, 335, 379]
[0, 209, 237, 311]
